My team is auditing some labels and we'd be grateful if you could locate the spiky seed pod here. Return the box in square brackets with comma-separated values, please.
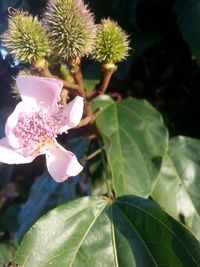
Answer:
[2, 14, 51, 64]
[44, 0, 97, 60]
[92, 19, 130, 64]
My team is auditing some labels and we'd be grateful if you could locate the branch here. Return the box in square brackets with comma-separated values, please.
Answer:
[33, 63, 79, 91]
[67, 57, 93, 122]
[87, 63, 117, 103]
[67, 57, 85, 97]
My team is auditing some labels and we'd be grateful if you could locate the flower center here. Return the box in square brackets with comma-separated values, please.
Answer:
[13, 107, 63, 156]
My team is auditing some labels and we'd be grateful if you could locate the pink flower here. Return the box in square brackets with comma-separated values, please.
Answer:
[0, 75, 84, 182]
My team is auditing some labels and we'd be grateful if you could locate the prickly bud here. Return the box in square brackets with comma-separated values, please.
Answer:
[2, 13, 50, 64]
[92, 19, 130, 64]
[44, 0, 97, 60]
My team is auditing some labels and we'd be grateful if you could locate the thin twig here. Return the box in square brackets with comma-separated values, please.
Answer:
[86, 148, 102, 161]
[87, 70, 113, 102]
[76, 117, 92, 128]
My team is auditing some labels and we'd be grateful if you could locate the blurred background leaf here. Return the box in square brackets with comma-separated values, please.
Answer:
[173, 0, 200, 66]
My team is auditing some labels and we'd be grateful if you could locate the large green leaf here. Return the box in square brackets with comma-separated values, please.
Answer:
[15, 195, 200, 266]
[152, 136, 200, 240]
[95, 97, 168, 197]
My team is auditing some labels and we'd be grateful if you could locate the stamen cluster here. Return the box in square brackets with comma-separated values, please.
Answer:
[13, 107, 63, 155]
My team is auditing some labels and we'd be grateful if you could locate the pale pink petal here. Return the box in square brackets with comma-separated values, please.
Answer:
[46, 141, 83, 182]
[16, 75, 63, 108]
[59, 96, 84, 132]
[5, 101, 32, 148]
[0, 137, 36, 164]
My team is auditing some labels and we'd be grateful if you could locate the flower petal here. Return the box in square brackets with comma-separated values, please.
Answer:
[46, 141, 83, 182]
[16, 75, 63, 108]
[59, 96, 84, 132]
[5, 101, 32, 148]
[0, 137, 36, 164]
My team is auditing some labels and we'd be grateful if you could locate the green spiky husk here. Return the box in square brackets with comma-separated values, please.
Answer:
[2, 14, 51, 64]
[92, 19, 130, 64]
[44, 0, 96, 59]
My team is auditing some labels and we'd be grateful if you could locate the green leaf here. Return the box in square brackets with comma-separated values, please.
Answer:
[91, 94, 114, 112]
[152, 136, 200, 240]
[95, 97, 168, 197]
[15, 195, 200, 266]
[173, 0, 200, 66]
[89, 153, 107, 196]
[0, 241, 17, 265]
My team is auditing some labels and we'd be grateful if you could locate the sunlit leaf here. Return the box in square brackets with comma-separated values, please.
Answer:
[15, 195, 200, 266]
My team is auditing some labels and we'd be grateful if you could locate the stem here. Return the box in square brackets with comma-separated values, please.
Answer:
[68, 58, 93, 122]
[67, 58, 85, 97]
[35, 66, 79, 90]
[76, 116, 92, 128]
[87, 63, 117, 103]
[86, 148, 102, 161]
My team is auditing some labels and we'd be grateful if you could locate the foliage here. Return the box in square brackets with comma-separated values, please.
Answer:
[152, 136, 200, 240]
[15, 196, 200, 266]
[95, 97, 168, 197]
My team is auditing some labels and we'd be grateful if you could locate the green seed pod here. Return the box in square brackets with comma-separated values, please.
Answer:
[92, 19, 130, 64]
[44, 0, 97, 60]
[2, 14, 51, 64]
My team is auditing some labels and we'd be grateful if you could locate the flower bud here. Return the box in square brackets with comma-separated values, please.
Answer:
[2, 13, 50, 64]
[92, 19, 130, 64]
[44, 0, 97, 60]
